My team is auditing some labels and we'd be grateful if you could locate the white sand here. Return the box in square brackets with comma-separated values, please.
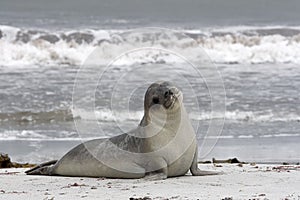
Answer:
[0, 164, 299, 200]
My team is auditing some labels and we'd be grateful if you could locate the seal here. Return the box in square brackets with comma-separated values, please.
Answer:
[26, 81, 219, 178]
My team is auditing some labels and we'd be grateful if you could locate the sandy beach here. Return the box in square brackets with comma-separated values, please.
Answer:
[0, 163, 299, 200]
[1, 1, 300, 200]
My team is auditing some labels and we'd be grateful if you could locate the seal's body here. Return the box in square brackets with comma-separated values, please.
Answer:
[26, 82, 218, 178]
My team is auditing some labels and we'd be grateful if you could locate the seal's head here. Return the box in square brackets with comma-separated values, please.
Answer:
[140, 81, 183, 133]
[144, 81, 182, 112]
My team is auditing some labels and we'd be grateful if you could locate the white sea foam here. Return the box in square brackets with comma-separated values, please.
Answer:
[1, 25, 300, 67]
[2, 129, 299, 141]
[1, 107, 298, 124]
[260, 133, 300, 138]
[72, 108, 143, 122]
[0, 130, 102, 141]
[72, 108, 300, 123]
[1, 108, 299, 140]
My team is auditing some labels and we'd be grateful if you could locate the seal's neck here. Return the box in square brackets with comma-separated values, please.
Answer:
[140, 104, 182, 128]
[139, 102, 187, 139]
[138, 103, 191, 152]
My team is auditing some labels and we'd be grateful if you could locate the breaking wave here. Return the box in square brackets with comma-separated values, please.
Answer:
[1, 108, 299, 124]
[1, 25, 300, 66]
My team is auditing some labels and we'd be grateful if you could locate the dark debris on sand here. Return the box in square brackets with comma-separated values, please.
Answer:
[129, 197, 152, 200]
[212, 158, 246, 164]
[0, 153, 36, 168]
[198, 157, 247, 164]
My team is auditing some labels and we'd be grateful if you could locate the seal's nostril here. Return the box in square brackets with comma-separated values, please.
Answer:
[152, 97, 159, 104]
[164, 91, 169, 98]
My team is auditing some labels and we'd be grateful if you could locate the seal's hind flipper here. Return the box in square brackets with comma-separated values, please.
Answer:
[190, 147, 222, 176]
[25, 160, 57, 175]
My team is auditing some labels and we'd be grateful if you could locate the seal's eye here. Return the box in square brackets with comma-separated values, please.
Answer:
[152, 97, 159, 104]
[164, 91, 169, 98]
[164, 90, 173, 98]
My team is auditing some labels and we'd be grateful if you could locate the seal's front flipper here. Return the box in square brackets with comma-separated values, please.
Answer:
[144, 171, 167, 180]
[191, 168, 221, 176]
[144, 166, 168, 180]
[144, 157, 168, 180]
[25, 160, 57, 175]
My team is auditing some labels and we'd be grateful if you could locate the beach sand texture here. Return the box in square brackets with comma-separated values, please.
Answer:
[0, 164, 299, 200]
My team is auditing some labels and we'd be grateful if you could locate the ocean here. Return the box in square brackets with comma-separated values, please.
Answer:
[0, 0, 299, 164]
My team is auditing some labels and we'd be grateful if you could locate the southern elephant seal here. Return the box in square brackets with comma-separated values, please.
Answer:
[26, 81, 219, 178]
